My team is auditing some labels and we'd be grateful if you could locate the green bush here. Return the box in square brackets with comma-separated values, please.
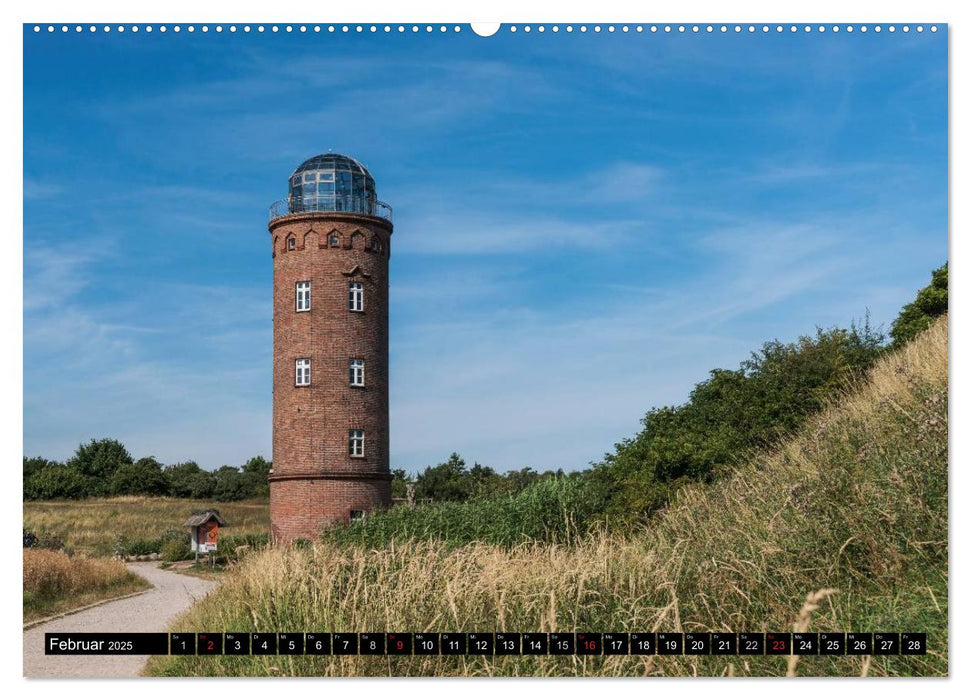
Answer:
[109, 457, 168, 496]
[29, 530, 67, 551]
[213, 466, 265, 501]
[160, 537, 191, 562]
[113, 528, 185, 557]
[164, 462, 215, 499]
[120, 538, 163, 556]
[221, 532, 270, 553]
[591, 319, 885, 524]
[24, 463, 94, 500]
[890, 263, 947, 348]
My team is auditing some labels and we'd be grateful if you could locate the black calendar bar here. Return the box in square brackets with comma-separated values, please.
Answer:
[43, 631, 929, 655]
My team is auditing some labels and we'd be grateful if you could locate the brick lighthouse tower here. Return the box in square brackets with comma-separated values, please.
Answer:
[267, 153, 393, 542]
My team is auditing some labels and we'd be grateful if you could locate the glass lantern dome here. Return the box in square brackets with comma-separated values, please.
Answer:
[272, 153, 392, 221]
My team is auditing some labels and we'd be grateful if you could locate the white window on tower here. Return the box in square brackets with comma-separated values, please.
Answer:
[349, 359, 365, 387]
[349, 429, 365, 457]
[350, 509, 365, 522]
[295, 358, 311, 386]
[295, 281, 311, 312]
[348, 282, 364, 312]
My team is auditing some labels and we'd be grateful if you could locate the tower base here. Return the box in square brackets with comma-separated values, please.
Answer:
[269, 473, 391, 542]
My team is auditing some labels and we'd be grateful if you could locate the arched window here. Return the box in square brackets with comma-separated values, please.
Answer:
[287, 236, 296, 251]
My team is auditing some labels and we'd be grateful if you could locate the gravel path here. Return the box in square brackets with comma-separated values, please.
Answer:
[24, 562, 217, 678]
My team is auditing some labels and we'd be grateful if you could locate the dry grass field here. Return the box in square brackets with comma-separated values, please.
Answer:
[23, 549, 151, 622]
[148, 318, 948, 677]
[23, 497, 269, 556]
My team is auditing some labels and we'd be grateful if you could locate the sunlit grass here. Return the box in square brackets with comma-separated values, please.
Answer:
[23, 497, 269, 556]
[23, 549, 150, 622]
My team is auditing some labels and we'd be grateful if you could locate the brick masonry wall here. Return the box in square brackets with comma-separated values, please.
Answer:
[267, 212, 393, 542]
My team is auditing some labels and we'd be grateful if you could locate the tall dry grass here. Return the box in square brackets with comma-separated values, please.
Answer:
[149, 318, 947, 677]
[23, 549, 150, 622]
[23, 497, 269, 556]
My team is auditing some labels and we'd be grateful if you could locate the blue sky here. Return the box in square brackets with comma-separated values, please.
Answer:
[23, 26, 947, 473]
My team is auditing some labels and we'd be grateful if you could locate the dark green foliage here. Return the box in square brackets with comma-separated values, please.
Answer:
[591, 320, 885, 523]
[240, 456, 271, 497]
[114, 536, 159, 557]
[23, 457, 71, 500]
[414, 453, 473, 501]
[164, 462, 216, 499]
[390, 469, 409, 499]
[25, 530, 67, 551]
[409, 453, 565, 504]
[221, 532, 270, 553]
[890, 263, 948, 349]
[23, 444, 272, 501]
[326, 474, 604, 548]
[109, 457, 169, 496]
[66, 438, 133, 497]
[25, 463, 94, 500]
[115, 527, 185, 558]
[23, 456, 57, 484]
[160, 537, 192, 562]
[213, 465, 264, 501]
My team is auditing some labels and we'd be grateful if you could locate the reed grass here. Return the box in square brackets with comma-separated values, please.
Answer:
[326, 474, 601, 548]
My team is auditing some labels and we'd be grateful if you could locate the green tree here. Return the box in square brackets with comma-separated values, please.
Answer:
[390, 468, 410, 500]
[240, 456, 271, 497]
[23, 457, 62, 499]
[415, 453, 472, 502]
[26, 463, 93, 500]
[213, 466, 244, 501]
[211, 465, 263, 501]
[468, 462, 504, 498]
[108, 457, 168, 496]
[164, 461, 215, 499]
[890, 263, 948, 348]
[67, 438, 133, 496]
[242, 456, 273, 498]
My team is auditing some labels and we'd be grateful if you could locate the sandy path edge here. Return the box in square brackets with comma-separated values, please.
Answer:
[23, 562, 218, 678]
[24, 588, 153, 631]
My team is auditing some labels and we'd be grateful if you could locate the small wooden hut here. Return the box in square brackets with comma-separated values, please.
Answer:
[183, 509, 226, 562]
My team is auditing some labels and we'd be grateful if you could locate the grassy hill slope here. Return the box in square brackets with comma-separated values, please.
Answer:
[148, 317, 947, 677]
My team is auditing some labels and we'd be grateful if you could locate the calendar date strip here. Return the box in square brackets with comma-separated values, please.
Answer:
[45, 631, 927, 656]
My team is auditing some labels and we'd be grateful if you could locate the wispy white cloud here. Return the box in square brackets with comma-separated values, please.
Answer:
[23, 177, 63, 201]
[23, 244, 101, 311]
[23, 245, 272, 466]
[400, 213, 647, 255]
